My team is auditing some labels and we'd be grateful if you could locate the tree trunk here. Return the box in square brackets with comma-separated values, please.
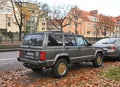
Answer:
[75, 23, 78, 34]
[96, 29, 98, 41]
[18, 25, 22, 41]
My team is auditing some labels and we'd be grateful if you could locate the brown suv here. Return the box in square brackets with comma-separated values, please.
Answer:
[18, 32, 103, 78]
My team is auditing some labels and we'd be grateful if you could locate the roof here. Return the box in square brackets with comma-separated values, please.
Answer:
[70, 6, 99, 22]
[69, 6, 120, 25]
[112, 16, 120, 26]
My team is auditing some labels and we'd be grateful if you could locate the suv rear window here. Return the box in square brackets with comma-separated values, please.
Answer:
[22, 34, 44, 46]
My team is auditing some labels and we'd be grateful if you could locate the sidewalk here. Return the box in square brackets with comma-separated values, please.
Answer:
[0, 40, 20, 52]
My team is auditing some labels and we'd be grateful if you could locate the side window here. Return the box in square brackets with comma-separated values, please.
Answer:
[76, 36, 87, 46]
[48, 34, 63, 46]
[64, 35, 76, 46]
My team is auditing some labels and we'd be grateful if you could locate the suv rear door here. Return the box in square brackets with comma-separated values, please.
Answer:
[46, 33, 64, 61]
[20, 33, 44, 61]
[64, 34, 78, 63]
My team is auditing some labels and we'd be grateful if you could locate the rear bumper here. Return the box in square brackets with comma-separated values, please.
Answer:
[103, 52, 119, 58]
[17, 57, 46, 67]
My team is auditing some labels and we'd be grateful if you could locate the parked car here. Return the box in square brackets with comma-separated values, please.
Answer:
[17, 31, 103, 78]
[93, 38, 120, 60]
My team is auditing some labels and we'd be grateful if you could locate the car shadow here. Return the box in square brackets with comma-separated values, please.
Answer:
[103, 57, 119, 62]
[22, 62, 95, 78]
[18, 62, 101, 85]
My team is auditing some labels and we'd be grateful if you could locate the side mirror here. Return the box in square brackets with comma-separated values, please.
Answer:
[88, 43, 92, 46]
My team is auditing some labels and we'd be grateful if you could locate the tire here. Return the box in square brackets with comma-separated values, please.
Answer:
[52, 59, 68, 78]
[118, 55, 120, 61]
[93, 53, 103, 67]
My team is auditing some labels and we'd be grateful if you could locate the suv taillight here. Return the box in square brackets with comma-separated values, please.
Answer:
[19, 50, 23, 57]
[40, 51, 46, 61]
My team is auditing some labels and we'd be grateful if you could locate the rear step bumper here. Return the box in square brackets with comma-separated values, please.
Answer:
[17, 57, 46, 67]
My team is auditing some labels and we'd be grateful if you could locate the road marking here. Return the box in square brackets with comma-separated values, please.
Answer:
[0, 58, 16, 61]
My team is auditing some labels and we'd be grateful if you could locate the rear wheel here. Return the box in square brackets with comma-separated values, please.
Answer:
[118, 55, 120, 61]
[93, 53, 103, 67]
[52, 59, 68, 78]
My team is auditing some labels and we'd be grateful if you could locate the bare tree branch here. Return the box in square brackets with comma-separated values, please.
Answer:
[69, 6, 83, 34]
[48, 6, 72, 32]
[97, 14, 115, 37]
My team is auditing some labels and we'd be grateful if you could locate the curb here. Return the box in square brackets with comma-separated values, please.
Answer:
[0, 48, 19, 52]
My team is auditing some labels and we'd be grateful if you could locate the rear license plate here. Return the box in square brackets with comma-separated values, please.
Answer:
[26, 51, 34, 56]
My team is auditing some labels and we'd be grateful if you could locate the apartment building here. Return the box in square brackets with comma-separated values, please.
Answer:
[0, 0, 19, 33]
[63, 7, 104, 38]
[112, 16, 120, 37]
[19, 2, 48, 33]
[63, 6, 120, 38]
[0, 0, 20, 41]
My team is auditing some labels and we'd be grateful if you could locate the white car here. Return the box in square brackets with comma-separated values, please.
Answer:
[93, 38, 120, 61]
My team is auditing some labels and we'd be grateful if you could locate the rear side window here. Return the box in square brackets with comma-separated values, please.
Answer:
[22, 34, 44, 46]
[64, 35, 76, 46]
[48, 34, 63, 46]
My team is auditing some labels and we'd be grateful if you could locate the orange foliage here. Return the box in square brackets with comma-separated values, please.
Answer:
[22, 6, 32, 21]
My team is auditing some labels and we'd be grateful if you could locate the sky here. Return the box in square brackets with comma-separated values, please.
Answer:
[37, 0, 120, 17]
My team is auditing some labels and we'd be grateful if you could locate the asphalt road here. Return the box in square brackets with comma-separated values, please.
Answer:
[0, 51, 25, 71]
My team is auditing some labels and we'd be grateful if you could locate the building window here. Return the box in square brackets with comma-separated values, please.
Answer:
[91, 16, 98, 22]
[8, 18, 10, 26]
[93, 24, 96, 29]
[92, 31, 96, 35]
[87, 23, 91, 28]
[67, 25, 71, 29]
[117, 26, 120, 31]
[42, 22, 45, 25]
[87, 31, 90, 35]
[42, 28, 45, 30]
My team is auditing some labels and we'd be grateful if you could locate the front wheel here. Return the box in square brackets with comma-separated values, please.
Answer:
[93, 53, 103, 67]
[52, 59, 68, 78]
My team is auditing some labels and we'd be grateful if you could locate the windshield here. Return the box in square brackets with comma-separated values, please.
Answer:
[22, 34, 44, 47]
[95, 38, 118, 45]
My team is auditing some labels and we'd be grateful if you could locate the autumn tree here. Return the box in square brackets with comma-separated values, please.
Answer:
[11, 0, 35, 40]
[11, 0, 23, 41]
[94, 24, 100, 39]
[35, 3, 49, 30]
[68, 6, 83, 34]
[48, 6, 72, 32]
[23, 2, 40, 33]
[97, 14, 114, 37]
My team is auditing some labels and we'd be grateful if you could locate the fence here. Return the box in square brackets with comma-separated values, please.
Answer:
[0, 40, 21, 45]
[86, 37, 104, 44]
